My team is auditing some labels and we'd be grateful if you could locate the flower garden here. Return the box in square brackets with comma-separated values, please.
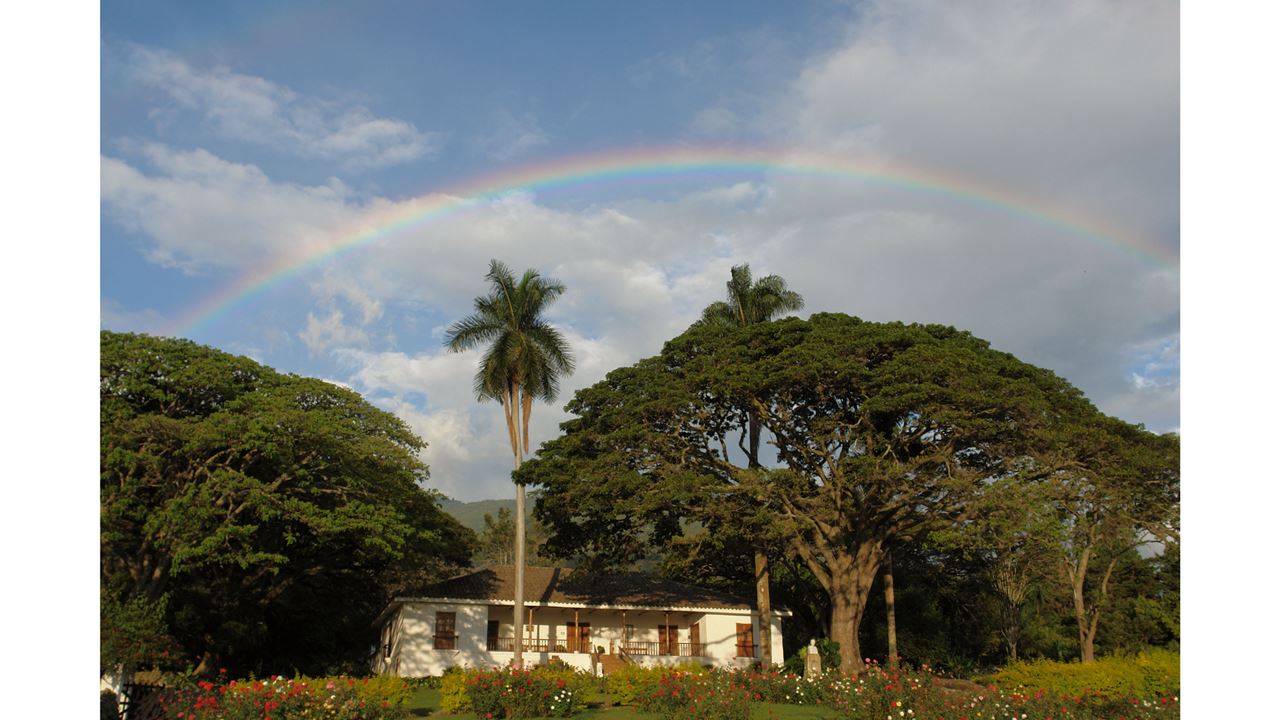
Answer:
[158, 652, 1179, 720]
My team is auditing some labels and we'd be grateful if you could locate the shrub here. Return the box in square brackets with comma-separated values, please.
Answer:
[606, 663, 706, 706]
[464, 667, 580, 719]
[723, 667, 844, 705]
[977, 649, 1180, 699]
[164, 675, 410, 720]
[439, 666, 472, 713]
[783, 638, 842, 677]
[637, 670, 750, 720]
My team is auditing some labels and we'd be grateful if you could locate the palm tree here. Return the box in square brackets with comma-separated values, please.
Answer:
[698, 263, 803, 666]
[445, 259, 574, 668]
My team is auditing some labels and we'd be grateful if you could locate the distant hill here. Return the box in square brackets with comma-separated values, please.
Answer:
[439, 495, 534, 535]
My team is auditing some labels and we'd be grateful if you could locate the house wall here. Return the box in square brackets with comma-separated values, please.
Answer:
[394, 602, 492, 676]
[380, 601, 787, 677]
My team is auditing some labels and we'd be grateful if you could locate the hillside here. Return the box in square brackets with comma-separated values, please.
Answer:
[438, 495, 533, 535]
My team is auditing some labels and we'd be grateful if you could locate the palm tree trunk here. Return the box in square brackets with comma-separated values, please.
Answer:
[511, 385, 526, 669]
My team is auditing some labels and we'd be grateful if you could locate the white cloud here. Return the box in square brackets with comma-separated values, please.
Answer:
[298, 310, 368, 354]
[101, 299, 166, 334]
[122, 45, 440, 169]
[478, 108, 548, 160]
[101, 145, 361, 271]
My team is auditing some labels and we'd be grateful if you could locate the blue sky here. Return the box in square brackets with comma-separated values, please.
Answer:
[99, 0, 1180, 501]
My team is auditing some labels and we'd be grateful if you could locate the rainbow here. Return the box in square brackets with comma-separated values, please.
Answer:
[164, 145, 1177, 337]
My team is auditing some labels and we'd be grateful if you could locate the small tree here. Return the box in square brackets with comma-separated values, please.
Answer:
[1041, 419, 1179, 662]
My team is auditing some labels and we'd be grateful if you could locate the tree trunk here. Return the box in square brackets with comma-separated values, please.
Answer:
[828, 544, 882, 675]
[1066, 547, 1096, 664]
[746, 410, 773, 666]
[511, 387, 526, 670]
[755, 550, 773, 666]
[883, 552, 898, 669]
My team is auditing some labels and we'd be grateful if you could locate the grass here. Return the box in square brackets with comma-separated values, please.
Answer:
[406, 687, 839, 720]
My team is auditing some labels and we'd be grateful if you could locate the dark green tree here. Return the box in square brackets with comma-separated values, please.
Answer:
[1039, 419, 1179, 662]
[478, 508, 518, 566]
[523, 314, 1096, 674]
[693, 263, 805, 666]
[100, 332, 474, 676]
[444, 260, 574, 668]
[930, 478, 1061, 662]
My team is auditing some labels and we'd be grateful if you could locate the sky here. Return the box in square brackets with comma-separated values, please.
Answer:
[98, 0, 1181, 502]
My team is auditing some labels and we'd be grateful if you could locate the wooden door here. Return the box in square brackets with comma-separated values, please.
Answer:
[566, 622, 591, 653]
[658, 625, 678, 655]
[689, 623, 701, 656]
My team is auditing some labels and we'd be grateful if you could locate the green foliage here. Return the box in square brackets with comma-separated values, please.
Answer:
[100, 590, 182, 674]
[165, 675, 411, 719]
[782, 639, 842, 678]
[439, 666, 472, 713]
[978, 649, 1180, 699]
[100, 332, 475, 675]
[606, 662, 708, 706]
[463, 667, 582, 718]
[636, 670, 751, 720]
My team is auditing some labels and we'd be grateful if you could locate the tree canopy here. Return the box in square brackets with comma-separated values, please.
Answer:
[520, 313, 1175, 673]
[100, 331, 474, 676]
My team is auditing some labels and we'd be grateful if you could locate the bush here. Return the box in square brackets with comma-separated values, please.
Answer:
[977, 649, 1180, 699]
[606, 662, 707, 706]
[164, 675, 410, 720]
[439, 666, 472, 713]
[783, 638, 842, 677]
[464, 667, 581, 719]
[637, 670, 750, 720]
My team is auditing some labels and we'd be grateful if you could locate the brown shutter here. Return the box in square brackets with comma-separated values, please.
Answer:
[736, 623, 754, 658]
[435, 612, 457, 650]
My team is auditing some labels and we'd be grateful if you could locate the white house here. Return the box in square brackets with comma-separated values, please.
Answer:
[371, 565, 788, 676]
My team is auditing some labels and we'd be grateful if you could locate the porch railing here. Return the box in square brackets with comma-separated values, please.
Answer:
[485, 637, 712, 657]
[486, 637, 565, 653]
[618, 640, 709, 657]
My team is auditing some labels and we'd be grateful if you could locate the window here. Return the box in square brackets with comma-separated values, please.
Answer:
[736, 623, 754, 658]
[434, 612, 457, 650]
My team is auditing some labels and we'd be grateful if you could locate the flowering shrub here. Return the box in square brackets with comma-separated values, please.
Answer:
[464, 667, 580, 719]
[637, 670, 750, 720]
[825, 660, 1179, 720]
[977, 649, 1180, 700]
[722, 667, 849, 705]
[945, 686, 1179, 720]
[163, 674, 410, 720]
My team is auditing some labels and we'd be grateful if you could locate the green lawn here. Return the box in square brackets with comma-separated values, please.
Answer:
[406, 687, 838, 720]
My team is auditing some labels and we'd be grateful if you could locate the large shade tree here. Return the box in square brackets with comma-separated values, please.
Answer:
[694, 263, 804, 665]
[100, 332, 474, 676]
[445, 260, 574, 667]
[521, 314, 1113, 674]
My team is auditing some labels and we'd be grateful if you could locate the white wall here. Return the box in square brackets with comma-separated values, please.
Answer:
[380, 601, 787, 677]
